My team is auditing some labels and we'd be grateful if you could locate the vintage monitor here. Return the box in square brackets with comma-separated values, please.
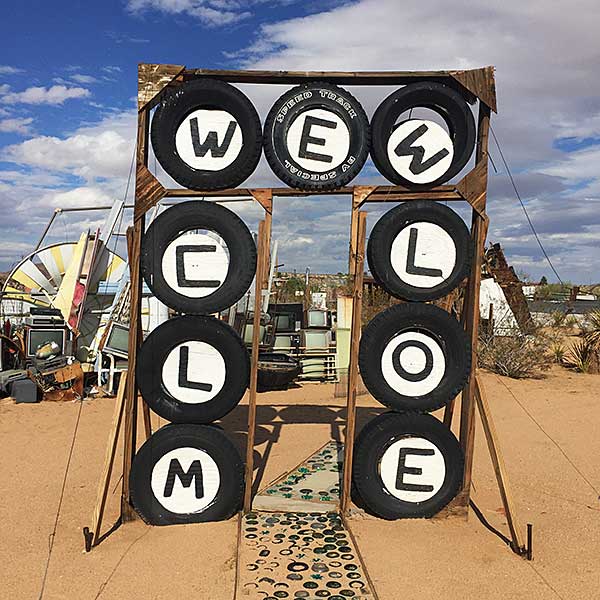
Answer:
[273, 313, 295, 333]
[301, 329, 332, 354]
[306, 309, 329, 329]
[26, 327, 68, 357]
[103, 322, 130, 359]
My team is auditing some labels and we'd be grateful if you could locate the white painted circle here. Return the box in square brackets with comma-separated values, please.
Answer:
[381, 331, 445, 397]
[390, 221, 457, 288]
[162, 341, 226, 404]
[175, 109, 243, 171]
[161, 230, 230, 298]
[151, 447, 220, 513]
[380, 436, 446, 502]
[387, 119, 454, 184]
[286, 108, 350, 173]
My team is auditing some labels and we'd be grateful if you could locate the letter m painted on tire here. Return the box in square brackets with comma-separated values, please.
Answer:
[163, 458, 205, 498]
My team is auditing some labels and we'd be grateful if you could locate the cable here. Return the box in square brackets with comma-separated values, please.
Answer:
[489, 126, 564, 284]
[38, 399, 84, 600]
[495, 374, 599, 497]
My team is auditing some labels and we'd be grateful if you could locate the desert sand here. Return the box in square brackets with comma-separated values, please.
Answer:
[1, 367, 598, 600]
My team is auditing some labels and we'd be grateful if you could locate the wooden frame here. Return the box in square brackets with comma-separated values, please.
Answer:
[99, 63, 526, 558]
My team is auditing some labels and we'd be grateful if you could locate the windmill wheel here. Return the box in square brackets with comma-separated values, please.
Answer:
[1, 241, 126, 352]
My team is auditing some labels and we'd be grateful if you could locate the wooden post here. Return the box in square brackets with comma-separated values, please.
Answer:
[90, 372, 127, 546]
[348, 194, 361, 276]
[243, 219, 268, 512]
[474, 375, 525, 551]
[341, 208, 367, 515]
[458, 102, 491, 504]
[121, 107, 149, 522]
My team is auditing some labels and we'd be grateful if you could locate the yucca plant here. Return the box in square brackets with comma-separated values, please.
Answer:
[584, 309, 600, 349]
[551, 342, 565, 363]
[563, 339, 595, 373]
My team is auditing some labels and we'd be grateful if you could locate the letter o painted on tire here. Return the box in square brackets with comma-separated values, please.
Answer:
[359, 304, 471, 412]
[367, 201, 472, 301]
[352, 412, 464, 519]
[141, 201, 256, 315]
[130, 423, 244, 525]
[136, 315, 250, 424]
[151, 78, 262, 190]
[263, 83, 370, 190]
[371, 82, 476, 188]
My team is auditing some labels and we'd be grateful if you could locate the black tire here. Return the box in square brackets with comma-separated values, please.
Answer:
[141, 201, 256, 315]
[263, 82, 370, 190]
[359, 303, 471, 412]
[370, 82, 475, 188]
[367, 201, 472, 301]
[352, 412, 464, 519]
[150, 78, 262, 191]
[130, 423, 244, 525]
[136, 315, 249, 423]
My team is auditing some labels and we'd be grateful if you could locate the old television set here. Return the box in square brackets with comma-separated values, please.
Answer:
[243, 324, 266, 345]
[273, 333, 300, 354]
[26, 327, 68, 358]
[301, 330, 332, 353]
[306, 309, 329, 329]
[273, 313, 295, 333]
[102, 322, 129, 359]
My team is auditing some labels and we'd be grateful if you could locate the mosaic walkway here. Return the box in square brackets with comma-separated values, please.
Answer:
[236, 511, 376, 599]
[253, 441, 343, 513]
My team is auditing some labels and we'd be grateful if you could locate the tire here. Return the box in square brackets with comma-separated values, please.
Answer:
[359, 303, 471, 412]
[352, 412, 464, 519]
[136, 315, 249, 423]
[141, 201, 256, 315]
[367, 201, 472, 301]
[150, 78, 262, 190]
[263, 82, 370, 190]
[130, 423, 244, 525]
[371, 82, 475, 188]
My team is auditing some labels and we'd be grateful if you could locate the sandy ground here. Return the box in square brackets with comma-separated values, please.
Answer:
[1, 367, 599, 600]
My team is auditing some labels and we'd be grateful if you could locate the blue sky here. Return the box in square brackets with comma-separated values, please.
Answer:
[1, 0, 599, 284]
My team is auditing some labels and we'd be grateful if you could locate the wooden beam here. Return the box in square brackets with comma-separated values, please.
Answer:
[90, 371, 127, 547]
[121, 106, 149, 522]
[474, 375, 525, 551]
[163, 185, 462, 200]
[458, 101, 491, 506]
[183, 66, 494, 91]
[138, 63, 185, 112]
[251, 190, 273, 288]
[243, 219, 268, 512]
[341, 210, 367, 515]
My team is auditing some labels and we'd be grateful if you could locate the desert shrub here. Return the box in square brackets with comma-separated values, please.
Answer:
[551, 342, 565, 363]
[549, 310, 566, 328]
[564, 315, 579, 329]
[583, 309, 600, 348]
[563, 339, 596, 373]
[478, 328, 552, 379]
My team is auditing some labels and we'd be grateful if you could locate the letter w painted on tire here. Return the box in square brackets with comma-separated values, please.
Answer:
[163, 458, 205, 498]
[394, 124, 449, 175]
[190, 117, 237, 158]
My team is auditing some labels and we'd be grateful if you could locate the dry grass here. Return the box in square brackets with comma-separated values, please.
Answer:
[478, 327, 553, 379]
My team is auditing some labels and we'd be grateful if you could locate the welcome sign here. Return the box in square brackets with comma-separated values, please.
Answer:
[127, 64, 494, 526]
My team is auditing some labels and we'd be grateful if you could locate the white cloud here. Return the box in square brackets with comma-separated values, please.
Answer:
[0, 65, 24, 75]
[126, 0, 253, 26]
[1, 85, 91, 105]
[102, 66, 122, 74]
[0, 117, 34, 135]
[70, 74, 99, 84]
[2, 110, 135, 181]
